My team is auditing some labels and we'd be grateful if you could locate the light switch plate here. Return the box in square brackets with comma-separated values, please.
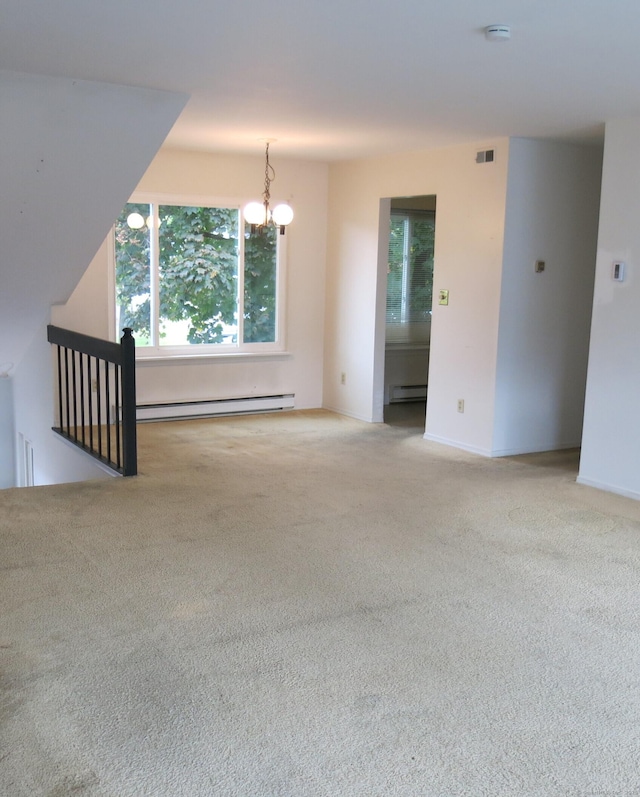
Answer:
[439, 289, 449, 306]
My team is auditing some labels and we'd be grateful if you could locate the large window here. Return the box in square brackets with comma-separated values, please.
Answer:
[113, 200, 284, 355]
[386, 210, 435, 345]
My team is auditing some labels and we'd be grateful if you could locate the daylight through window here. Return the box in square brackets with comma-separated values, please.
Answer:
[386, 210, 435, 344]
[114, 202, 283, 354]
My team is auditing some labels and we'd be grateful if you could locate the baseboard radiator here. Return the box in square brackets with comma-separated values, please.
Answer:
[389, 384, 427, 403]
[136, 394, 295, 422]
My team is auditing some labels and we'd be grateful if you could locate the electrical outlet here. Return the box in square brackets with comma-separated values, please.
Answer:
[340, 372, 346, 385]
[457, 399, 465, 413]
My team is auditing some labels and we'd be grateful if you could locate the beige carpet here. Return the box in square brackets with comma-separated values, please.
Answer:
[2, 409, 640, 796]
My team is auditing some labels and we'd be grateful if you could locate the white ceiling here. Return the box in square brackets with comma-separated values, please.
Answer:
[2, 0, 640, 160]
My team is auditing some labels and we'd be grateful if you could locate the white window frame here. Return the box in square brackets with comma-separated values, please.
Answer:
[109, 193, 288, 361]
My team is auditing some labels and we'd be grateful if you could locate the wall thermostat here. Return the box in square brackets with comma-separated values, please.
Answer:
[612, 261, 626, 282]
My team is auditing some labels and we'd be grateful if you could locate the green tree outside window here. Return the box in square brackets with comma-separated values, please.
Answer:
[114, 203, 279, 348]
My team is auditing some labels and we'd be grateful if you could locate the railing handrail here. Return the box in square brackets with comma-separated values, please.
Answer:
[47, 325, 124, 364]
[47, 325, 137, 477]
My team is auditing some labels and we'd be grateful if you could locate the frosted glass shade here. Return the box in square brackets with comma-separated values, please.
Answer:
[243, 202, 267, 226]
[126, 212, 145, 229]
[271, 204, 294, 227]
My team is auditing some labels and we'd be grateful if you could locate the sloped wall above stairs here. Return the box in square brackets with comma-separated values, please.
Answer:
[0, 69, 187, 372]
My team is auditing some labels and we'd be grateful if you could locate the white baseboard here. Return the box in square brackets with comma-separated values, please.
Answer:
[423, 432, 581, 459]
[490, 441, 581, 457]
[422, 432, 491, 457]
[321, 404, 373, 423]
[576, 475, 640, 502]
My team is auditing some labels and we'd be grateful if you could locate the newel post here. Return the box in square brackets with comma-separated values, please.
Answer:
[120, 328, 138, 476]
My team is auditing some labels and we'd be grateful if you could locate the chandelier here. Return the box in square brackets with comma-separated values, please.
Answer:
[243, 142, 293, 235]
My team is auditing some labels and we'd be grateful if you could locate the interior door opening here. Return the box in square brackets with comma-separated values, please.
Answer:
[382, 195, 436, 432]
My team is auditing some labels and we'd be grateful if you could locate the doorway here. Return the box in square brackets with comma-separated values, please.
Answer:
[380, 195, 436, 432]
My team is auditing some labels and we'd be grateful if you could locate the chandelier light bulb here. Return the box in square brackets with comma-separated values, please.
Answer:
[126, 212, 145, 229]
[243, 201, 267, 226]
[271, 204, 294, 227]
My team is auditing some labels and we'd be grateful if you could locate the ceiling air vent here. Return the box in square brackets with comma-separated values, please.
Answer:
[476, 149, 495, 164]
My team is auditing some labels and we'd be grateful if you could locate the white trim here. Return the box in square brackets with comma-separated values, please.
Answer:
[490, 441, 581, 457]
[134, 351, 292, 366]
[423, 432, 491, 457]
[576, 476, 640, 502]
[322, 404, 372, 423]
[106, 233, 116, 342]
[424, 432, 581, 458]
[385, 342, 430, 352]
[52, 433, 121, 477]
[17, 433, 35, 487]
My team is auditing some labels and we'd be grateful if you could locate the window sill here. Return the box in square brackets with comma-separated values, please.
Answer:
[135, 350, 292, 366]
[385, 342, 430, 351]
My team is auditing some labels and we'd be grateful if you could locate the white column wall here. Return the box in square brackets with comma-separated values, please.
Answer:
[579, 119, 640, 499]
[493, 139, 602, 455]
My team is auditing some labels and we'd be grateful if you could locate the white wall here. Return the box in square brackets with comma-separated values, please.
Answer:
[55, 148, 329, 411]
[51, 240, 111, 339]
[0, 377, 15, 488]
[0, 70, 186, 371]
[493, 139, 602, 455]
[579, 119, 640, 499]
[325, 140, 510, 456]
[1, 70, 186, 486]
[12, 325, 115, 486]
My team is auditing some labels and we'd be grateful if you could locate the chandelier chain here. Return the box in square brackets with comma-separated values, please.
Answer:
[243, 141, 292, 234]
[263, 142, 275, 208]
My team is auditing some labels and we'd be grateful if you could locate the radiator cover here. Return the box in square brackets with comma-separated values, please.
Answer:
[389, 384, 427, 403]
[137, 394, 295, 422]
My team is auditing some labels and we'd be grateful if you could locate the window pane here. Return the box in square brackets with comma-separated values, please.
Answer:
[244, 223, 278, 343]
[158, 206, 239, 346]
[408, 215, 435, 323]
[114, 203, 152, 345]
[386, 211, 434, 344]
[386, 216, 406, 326]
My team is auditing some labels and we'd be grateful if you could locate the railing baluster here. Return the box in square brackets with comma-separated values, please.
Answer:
[121, 328, 137, 476]
[80, 354, 87, 447]
[47, 325, 137, 476]
[72, 350, 78, 440]
[115, 364, 121, 469]
[106, 362, 112, 464]
[64, 347, 71, 437]
[88, 356, 94, 452]
[56, 345, 63, 432]
[96, 358, 103, 458]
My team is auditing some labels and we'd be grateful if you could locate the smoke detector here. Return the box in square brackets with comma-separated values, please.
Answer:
[485, 24, 511, 41]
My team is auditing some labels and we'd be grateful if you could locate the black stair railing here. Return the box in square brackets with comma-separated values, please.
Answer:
[47, 325, 137, 476]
